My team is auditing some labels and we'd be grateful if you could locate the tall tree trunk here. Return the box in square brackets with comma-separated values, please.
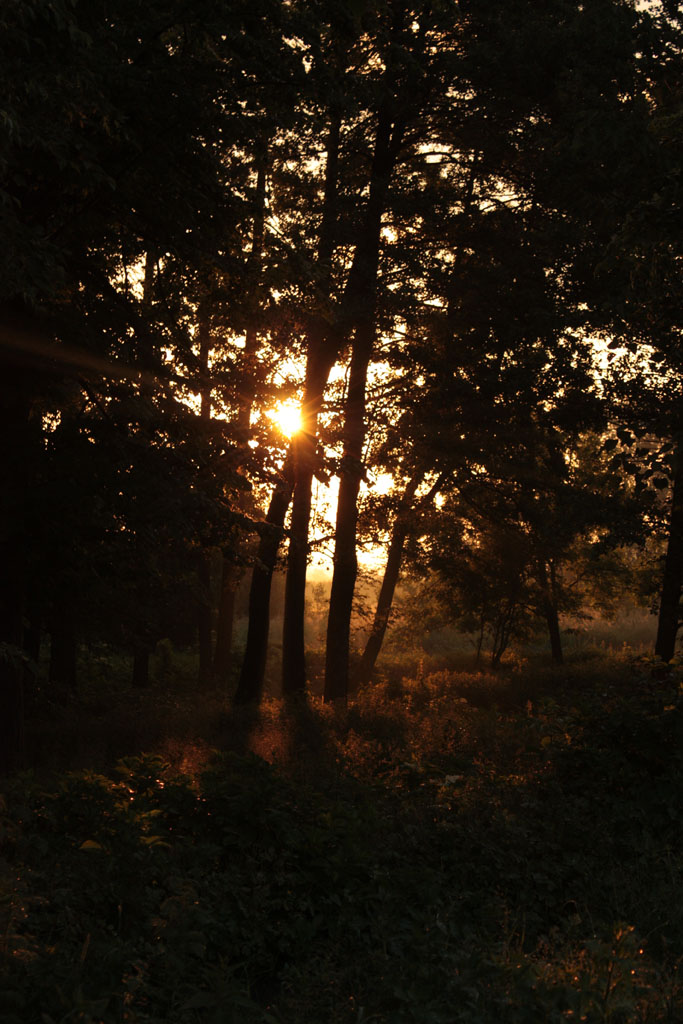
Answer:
[216, 149, 269, 685]
[237, 149, 268, 436]
[544, 598, 563, 665]
[197, 551, 214, 690]
[655, 441, 683, 662]
[0, 495, 26, 773]
[281, 112, 340, 697]
[324, 321, 375, 702]
[23, 610, 41, 666]
[49, 615, 77, 698]
[358, 474, 425, 685]
[233, 458, 294, 704]
[0, 342, 35, 770]
[281, 427, 317, 696]
[132, 645, 151, 688]
[213, 558, 238, 682]
[323, 108, 404, 704]
[490, 598, 517, 668]
[538, 559, 563, 664]
[197, 316, 215, 689]
[281, 352, 336, 695]
[22, 590, 42, 692]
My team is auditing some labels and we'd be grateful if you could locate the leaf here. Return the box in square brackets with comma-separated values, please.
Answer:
[141, 835, 171, 847]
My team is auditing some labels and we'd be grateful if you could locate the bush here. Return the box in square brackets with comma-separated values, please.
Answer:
[2, 655, 683, 1021]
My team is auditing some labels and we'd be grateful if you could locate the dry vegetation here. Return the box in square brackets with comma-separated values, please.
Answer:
[2, 644, 683, 1023]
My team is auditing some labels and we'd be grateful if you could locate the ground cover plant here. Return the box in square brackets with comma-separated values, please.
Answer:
[2, 653, 683, 1023]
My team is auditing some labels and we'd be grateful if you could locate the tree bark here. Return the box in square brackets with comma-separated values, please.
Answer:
[655, 441, 683, 662]
[23, 611, 41, 666]
[213, 557, 238, 682]
[281, 428, 317, 696]
[216, 149, 269, 687]
[0, 343, 35, 771]
[324, 107, 404, 704]
[197, 551, 214, 690]
[358, 474, 423, 685]
[324, 321, 375, 702]
[0, 509, 26, 773]
[539, 559, 563, 664]
[237, 149, 268, 435]
[281, 112, 340, 697]
[544, 598, 564, 664]
[233, 458, 294, 704]
[197, 316, 215, 690]
[132, 645, 151, 688]
[281, 353, 336, 695]
[22, 590, 42, 693]
[49, 616, 77, 698]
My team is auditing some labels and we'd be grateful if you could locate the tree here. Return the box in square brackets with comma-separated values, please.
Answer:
[233, 2, 349, 704]
[0, 0, 292, 762]
[601, 9, 683, 660]
[321, 0, 649, 699]
[412, 427, 645, 667]
[496, 1, 683, 657]
[358, 472, 446, 684]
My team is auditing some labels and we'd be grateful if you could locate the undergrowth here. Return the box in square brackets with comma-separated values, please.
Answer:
[2, 653, 683, 1022]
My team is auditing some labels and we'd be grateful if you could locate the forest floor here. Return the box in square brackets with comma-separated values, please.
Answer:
[2, 649, 683, 1023]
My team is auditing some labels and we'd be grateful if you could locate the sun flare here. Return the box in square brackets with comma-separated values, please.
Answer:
[267, 400, 302, 438]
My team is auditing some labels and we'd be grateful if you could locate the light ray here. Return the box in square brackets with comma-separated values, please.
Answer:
[267, 400, 302, 438]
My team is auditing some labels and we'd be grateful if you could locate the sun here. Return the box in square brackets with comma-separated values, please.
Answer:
[267, 400, 302, 438]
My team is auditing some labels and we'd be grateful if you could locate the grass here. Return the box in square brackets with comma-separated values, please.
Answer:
[2, 648, 683, 1022]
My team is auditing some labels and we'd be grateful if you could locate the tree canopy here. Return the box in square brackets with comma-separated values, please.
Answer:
[2, 0, 682, 765]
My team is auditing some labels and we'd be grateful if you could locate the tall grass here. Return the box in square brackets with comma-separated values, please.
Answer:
[4, 645, 683, 1022]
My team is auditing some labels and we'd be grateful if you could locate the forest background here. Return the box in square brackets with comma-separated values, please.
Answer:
[4, 2, 683, 1022]
[3, 0, 683, 754]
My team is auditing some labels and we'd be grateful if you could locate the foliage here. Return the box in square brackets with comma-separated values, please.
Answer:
[3, 656, 683, 1021]
[395, 426, 649, 667]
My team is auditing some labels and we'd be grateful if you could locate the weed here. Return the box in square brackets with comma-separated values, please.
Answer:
[2, 653, 683, 1021]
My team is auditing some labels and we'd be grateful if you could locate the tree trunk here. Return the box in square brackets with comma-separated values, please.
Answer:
[22, 595, 42, 692]
[218, 149, 269, 688]
[233, 459, 294, 704]
[323, 108, 405, 703]
[0, 347, 34, 771]
[197, 551, 214, 690]
[359, 472, 447, 684]
[358, 474, 422, 685]
[281, 355, 336, 695]
[544, 599, 563, 664]
[281, 112, 340, 697]
[0, 522, 25, 773]
[324, 320, 375, 702]
[237, 149, 268, 435]
[213, 558, 238, 684]
[281, 428, 317, 696]
[539, 559, 563, 664]
[132, 645, 151, 688]
[655, 442, 683, 662]
[490, 602, 515, 669]
[197, 317, 215, 690]
[23, 613, 41, 665]
[475, 619, 485, 666]
[49, 616, 77, 698]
